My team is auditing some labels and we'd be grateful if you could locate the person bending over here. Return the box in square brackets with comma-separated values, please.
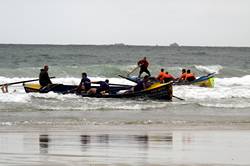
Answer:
[88, 79, 110, 96]
[133, 75, 152, 92]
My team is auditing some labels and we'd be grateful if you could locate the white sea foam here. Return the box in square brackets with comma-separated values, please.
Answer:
[195, 65, 223, 74]
[0, 92, 30, 103]
[173, 75, 250, 108]
[1, 75, 250, 108]
[216, 75, 250, 86]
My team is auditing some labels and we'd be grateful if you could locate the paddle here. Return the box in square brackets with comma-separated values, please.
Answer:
[0, 77, 56, 87]
[39, 83, 60, 93]
[172, 95, 185, 101]
[126, 66, 140, 77]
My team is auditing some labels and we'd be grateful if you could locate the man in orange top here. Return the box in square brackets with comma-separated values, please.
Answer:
[137, 57, 151, 78]
[185, 69, 196, 82]
[163, 71, 175, 83]
[178, 69, 187, 82]
[156, 68, 165, 82]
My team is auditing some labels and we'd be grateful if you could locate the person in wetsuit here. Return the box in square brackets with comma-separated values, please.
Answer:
[39, 65, 52, 87]
[137, 57, 151, 78]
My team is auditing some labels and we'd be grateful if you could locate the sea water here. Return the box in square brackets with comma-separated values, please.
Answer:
[0, 44, 250, 165]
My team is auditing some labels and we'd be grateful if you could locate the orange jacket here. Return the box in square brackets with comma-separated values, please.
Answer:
[164, 73, 175, 80]
[179, 73, 186, 80]
[157, 72, 165, 81]
[185, 73, 195, 80]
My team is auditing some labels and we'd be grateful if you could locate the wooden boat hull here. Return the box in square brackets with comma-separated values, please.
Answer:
[23, 84, 131, 94]
[23, 82, 172, 101]
[81, 82, 172, 100]
[23, 84, 77, 93]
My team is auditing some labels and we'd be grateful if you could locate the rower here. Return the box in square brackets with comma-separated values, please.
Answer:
[133, 75, 151, 92]
[185, 69, 196, 82]
[156, 68, 165, 83]
[77, 72, 91, 93]
[39, 64, 52, 87]
[163, 71, 175, 83]
[88, 79, 110, 95]
[177, 69, 187, 82]
[96, 79, 110, 95]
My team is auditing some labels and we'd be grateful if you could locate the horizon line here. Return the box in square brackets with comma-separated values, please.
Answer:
[0, 43, 249, 48]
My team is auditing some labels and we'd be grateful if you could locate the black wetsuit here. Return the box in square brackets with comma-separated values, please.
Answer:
[39, 69, 52, 87]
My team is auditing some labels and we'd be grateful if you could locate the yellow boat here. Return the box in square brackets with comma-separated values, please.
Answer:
[174, 73, 215, 88]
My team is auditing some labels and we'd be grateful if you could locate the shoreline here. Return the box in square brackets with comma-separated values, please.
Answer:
[1, 123, 250, 133]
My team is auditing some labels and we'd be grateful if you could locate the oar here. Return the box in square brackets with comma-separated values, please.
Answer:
[172, 95, 185, 101]
[126, 66, 140, 77]
[0, 77, 56, 87]
[91, 81, 132, 87]
[118, 74, 138, 83]
[39, 83, 60, 93]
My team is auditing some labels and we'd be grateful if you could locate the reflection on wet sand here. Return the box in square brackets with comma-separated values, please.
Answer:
[97, 134, 109, 144]
[39, 134, 50, 154]
[134, 135, 149, 150]
[80, 135, 91, 145]
[1, 131, 250, 166]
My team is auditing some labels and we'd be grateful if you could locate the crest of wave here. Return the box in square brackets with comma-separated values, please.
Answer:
[195, 65, 223, 74]
[216, 75, 250, 86]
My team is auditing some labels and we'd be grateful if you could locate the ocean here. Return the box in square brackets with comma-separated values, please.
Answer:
[1, 44, 250, 166]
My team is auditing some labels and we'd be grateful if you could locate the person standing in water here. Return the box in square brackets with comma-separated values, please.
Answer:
[1, 84, 8, 93]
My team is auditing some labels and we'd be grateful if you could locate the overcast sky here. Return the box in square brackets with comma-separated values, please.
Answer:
[0, 0, 249, 46]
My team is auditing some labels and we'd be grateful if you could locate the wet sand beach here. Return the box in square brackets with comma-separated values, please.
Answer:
[1, 124, 250, 166]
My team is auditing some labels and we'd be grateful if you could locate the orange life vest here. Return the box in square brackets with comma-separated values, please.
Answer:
[157, 72, 165, 82]
[179, 73, 186, 80]
[164, 73, 175, 79]
[185, 73, 196, 81]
